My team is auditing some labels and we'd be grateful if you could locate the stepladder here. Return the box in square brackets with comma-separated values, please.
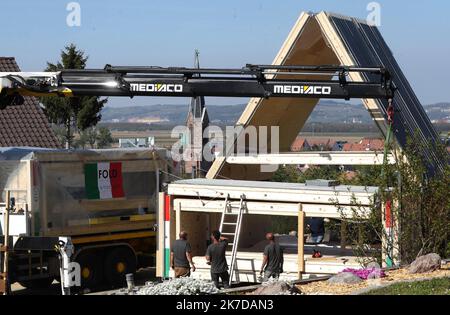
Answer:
[219, 194, 246, 287]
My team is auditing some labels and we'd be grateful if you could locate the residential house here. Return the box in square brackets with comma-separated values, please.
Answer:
[0, 57, 60, 148]
[290, 137, 311, 152]
[342, 138, 384, 151]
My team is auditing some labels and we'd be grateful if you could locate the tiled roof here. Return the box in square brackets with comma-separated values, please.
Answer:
[0, 57, 61, 148]
[306, 138, 333, 151]
[342, 138, 384, 151]
[290, 137, 310, 151]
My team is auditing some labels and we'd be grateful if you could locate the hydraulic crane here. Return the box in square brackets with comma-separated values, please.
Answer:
[0, 64, 394, 108]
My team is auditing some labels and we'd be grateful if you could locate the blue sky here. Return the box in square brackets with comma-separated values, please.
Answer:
[1, 0, 449, 106]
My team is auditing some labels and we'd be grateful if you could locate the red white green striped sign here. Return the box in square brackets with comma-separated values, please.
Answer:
[84, 162, 125, 199]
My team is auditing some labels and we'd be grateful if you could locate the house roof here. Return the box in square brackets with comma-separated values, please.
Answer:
[307, 138, 331, 148]
[0, 57, 61, 148]
[290, 137, 310, 151]
[342, 138, 384, 151]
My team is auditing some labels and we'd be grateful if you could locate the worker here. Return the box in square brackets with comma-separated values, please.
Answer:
[171, 231, 196, 278]
[260, 233, 284, 281]
[205, 230, 229, 289]
[308, 217, 325, 258]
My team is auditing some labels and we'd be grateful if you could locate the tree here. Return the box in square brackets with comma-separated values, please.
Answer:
[335, 138, 449, 266]
[75, 131, 88, 149]
[96, 127, 114, 148]
[271, 141, 449, 264]
[86, 127, 98, 148]
[40, 44, 107, 148]
[75, 127, 97, 149]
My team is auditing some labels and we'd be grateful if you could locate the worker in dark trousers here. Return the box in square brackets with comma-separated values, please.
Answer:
[308, 217, 325, 258]
[171, 231, 195, 278]
[205, 230, 230, 289]
[260, 233, 284, 281]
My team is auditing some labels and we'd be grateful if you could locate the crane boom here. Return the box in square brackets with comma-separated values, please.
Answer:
[0, 64, 394, 108]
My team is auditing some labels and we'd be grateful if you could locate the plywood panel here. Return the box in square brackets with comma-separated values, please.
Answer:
[207, 13, 340, 180]
[208, 11, 443, 179]
[168, 179, 377, 205]
[179, 211, 210, 257]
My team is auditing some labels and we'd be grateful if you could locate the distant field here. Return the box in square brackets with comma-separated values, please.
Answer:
[110, 129, 381, 150]
[299, 132, 381, 141]
[111, 130, 380, 140]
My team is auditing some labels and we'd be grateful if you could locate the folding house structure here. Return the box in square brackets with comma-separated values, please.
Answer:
[207, 11, 442, 180]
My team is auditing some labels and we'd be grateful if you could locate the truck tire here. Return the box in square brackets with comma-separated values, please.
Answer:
[76, 251, 103, 289]
[103, 247, 136, 287]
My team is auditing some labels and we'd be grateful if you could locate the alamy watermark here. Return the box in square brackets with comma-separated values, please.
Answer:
[171, 125, 280, 173]
[366, 2, 381, 27]
[66, 2, 81, 27]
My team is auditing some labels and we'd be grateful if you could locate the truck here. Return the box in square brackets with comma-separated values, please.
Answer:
[0, 147, 168, 291]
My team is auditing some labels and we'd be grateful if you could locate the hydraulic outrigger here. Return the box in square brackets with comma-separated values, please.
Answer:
[0, 64, 394, 108]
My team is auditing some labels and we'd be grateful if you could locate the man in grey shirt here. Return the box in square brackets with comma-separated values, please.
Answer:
[205, 230, 229, 288]
[260, 232, 284, 282]
[171, 231, 195, 278]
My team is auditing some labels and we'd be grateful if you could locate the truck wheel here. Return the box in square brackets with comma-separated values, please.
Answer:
[104, 247, 136, 288]
[76, 251, 103, 289]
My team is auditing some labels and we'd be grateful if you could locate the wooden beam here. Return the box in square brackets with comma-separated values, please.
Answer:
[175, 202, 181, 238]
[226, 151, 394, 165]
[298, 204, 305, 279]
[168, 180, 377, 206]
[340, 220, 347, 254]
[172, 198, 371, 219]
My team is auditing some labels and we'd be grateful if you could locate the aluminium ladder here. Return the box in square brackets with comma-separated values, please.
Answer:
[219, 194, 246, 286]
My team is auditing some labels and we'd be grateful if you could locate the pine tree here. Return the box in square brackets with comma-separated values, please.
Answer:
[40, 44, 107, 148]
[96, 127, 114, 148]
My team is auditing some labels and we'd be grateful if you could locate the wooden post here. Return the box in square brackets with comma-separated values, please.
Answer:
[340, 220, 347, 254]
[297, 203, 305, 279]
[175, 202, 181, 238]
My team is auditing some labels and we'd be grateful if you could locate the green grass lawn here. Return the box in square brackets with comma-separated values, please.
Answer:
[364, 277, 450, 295]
